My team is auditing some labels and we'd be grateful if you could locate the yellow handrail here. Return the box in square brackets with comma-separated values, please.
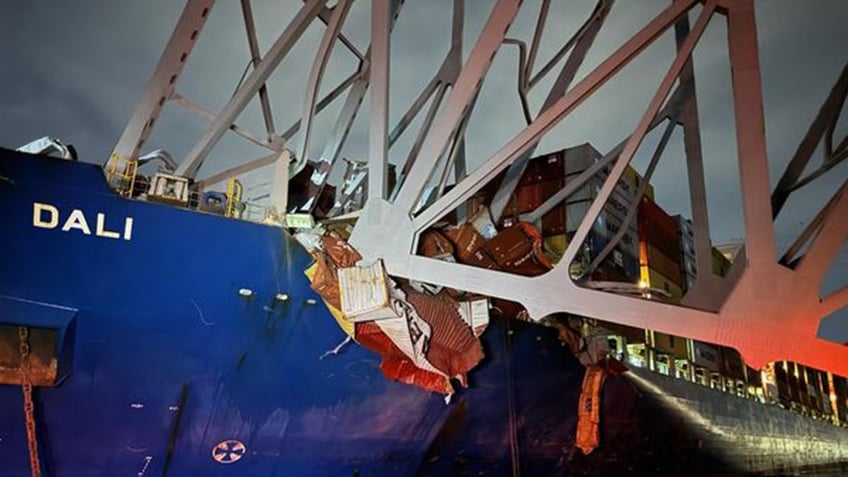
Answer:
[106, 154, 139, 197]
[225, 178, 243, 218]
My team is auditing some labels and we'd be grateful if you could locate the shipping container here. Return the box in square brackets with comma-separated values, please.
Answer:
[600, 321, 646, 345]
[787, 362, 802, 408]
[719, 347, 746, 381]
[681, 255, 697, 276]
[797, 364, 812, 410]
[679, 235, 696, 260]
[760, 363, 779, 403]
[590, 263, 637, 284]
[775, 362, 791, 406]
[598, 213, 639, 257]
[652, 331, 688, 360]
[586, 231, 640, 280]
[712, 247, 732, 277]
[832, 374, 848, 424]
[647, 269, 683, 302]
[563, 175, 639, 228]
[623, 165, 654, 200]
[562, 201, 639, 257]
[638, 197, 679, 237]
[642, 231, 679, 261]
[645, 243, 682, 285]
[542, 235, 567, 263]
[562, 143, 600, 174]
[598, 166, 640, 199]
[674, 215, 694, 238]
[521, 150, 566, 185]
[807, 369, 827, 415]
[691, 340, 722, 373]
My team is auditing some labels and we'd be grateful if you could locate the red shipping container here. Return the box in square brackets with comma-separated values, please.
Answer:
[443, 224, 501, 270]
[638, 197, 679, 237]
[484, 223, 551, 276]
[646, 243, 681, 283]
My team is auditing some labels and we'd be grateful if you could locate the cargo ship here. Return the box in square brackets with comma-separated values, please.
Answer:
[2, 145, 848, 476]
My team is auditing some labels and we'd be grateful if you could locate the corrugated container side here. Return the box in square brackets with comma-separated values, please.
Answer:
[674, 215, 694, 237]
[638, 197, 680, 236]
[719, 347, 746, 381]
[746, 366, 763, 387]
[521, 150, 565, 185]
[692, 341, 722, 372]
[808, 370, 827, 414]
[775, 362, 791, 404]
[653, 332, 688, 359]
[646, 243, 682, 285]
[834, 375, 848, 423]
[798, 364, 812, 409]
[588, 231, 640, 280]
[593, 211, 639, 257]
[562, 143, 600, 174]
[648, 268, 683, 301]
[787, 362, 802, 406]
[641, 223, 680, 260]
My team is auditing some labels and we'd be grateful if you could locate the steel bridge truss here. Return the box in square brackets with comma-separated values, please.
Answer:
[110, 0, 848, 375]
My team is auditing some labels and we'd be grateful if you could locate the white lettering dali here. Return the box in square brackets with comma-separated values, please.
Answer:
[33, 202, 134, 241]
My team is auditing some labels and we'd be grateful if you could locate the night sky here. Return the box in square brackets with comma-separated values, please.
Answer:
[0, 1, 845, 342]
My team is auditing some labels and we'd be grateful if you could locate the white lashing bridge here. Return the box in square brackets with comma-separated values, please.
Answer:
[108, 0, 848, 376]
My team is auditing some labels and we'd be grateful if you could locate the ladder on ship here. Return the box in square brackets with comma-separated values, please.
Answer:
[106, 154, 139, 198]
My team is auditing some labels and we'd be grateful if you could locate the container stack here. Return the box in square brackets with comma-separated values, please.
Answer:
[637, 197, 683, 301]
[466, 143, 646, 282]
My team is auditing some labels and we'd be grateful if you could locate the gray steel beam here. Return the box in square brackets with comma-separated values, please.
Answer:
[772, 62, 848, 216]
[198, 152, 278, 187]
[109, 0, 215, 166]
[795, 182, 848, 284]
[345, 0, 848, 377]
[369, 0, 391, 202]
[315, 3, 366, 62]
[674, 9, 719, 304]
[780, 185, 840, 266]
[559, 1, 715, 270]
[586, 115, 677, 274]
[414, 0, 699, 232]
[395, 0, 521, 214]
[822, 285, 848, 318]
[520, 87, 685, 224]
[240, 0, 276, 137]
[725, 0, 777, 265]
[294, 0, 353, 178]
[391, 0, 464, 195]
[525, 0, 551, 81]
[170, 92, 279, 151]
[489, 0, 613, 222]
[388, 76, 441, 149]
[280, 71, 359, 142]
[176, 0, 326, 177]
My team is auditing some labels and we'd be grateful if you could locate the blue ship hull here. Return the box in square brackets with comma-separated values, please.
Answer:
[0, 149, 590, 476]
[2, 148, 848, 476]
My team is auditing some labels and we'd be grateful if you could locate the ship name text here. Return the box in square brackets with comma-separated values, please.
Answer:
[32, 202, 134, 241]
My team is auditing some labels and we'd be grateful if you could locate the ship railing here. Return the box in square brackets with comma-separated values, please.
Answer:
[108, 172, 280, 226]
[106, 154, 139, 197]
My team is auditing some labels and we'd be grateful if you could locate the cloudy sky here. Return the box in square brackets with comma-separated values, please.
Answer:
[1, 0, 845, 341]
